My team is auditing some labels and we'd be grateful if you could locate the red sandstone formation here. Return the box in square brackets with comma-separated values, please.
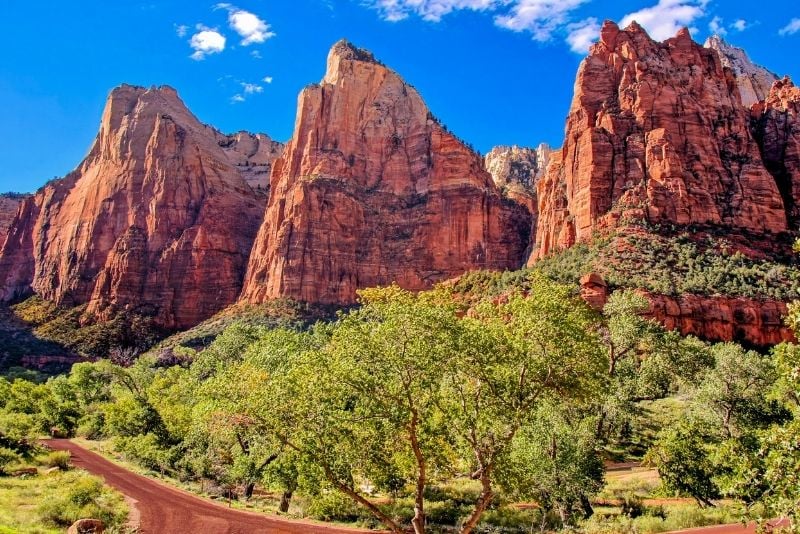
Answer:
[751, 77, 800, 228]
[0, 85, 268, 329]
[240, 40, 531, 305]
[579, 272, 608, 311]
[217, 131, 284, 191]
[578, 272, 793, 346]
[642, 291, 794, 347]
[0, 194, 26, 248]
[533, 21, 788, 261]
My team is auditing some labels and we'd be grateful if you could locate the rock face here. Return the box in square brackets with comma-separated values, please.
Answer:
[705, 35, 778, 108]
[751, 77, 800, 228]
[216, 131, 283, 191]
[0, 194, 26, 248]
[484, 144, 552, 224]
[643, 291, 794, 347]
[241, 40, 531, 305]
[484, 144, 552, 191]
[533, 21, 789, 261]
[578, 272, 793, 346]
[0, 85, 266, 329]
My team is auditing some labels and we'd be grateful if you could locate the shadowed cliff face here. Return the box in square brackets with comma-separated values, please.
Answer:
[533, 21, 790, 262]
[240, 40, 531, 305]
[751, 77, 800, 229]
[0, 85, 274, 329]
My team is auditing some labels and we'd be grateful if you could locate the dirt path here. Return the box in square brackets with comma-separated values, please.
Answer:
[665, 518, 790, 533]
[46, 440, 372, 534]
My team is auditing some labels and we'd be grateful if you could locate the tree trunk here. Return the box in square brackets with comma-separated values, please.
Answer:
[580, 495, 594, 519]
[322, 465, 405, 533]
[279, 490, 294, 513]
[460, 471, 493, 534]
[409, 410, 426, 534]
[243, 482, 255, 500]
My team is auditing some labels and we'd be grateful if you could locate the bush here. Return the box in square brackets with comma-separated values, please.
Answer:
[36, 471, 127, 527]
[0, 446, 21, 474]
[41, 451, 71, 470]
[478, 507, 543, 532]
[425, 500, 469, 526]
[113, 434, 176, 473]
[305, 491, 366, 522]
[76, 412, 106, 440]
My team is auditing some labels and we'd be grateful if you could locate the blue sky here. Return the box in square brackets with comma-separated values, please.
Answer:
[1, 0, 798, 193]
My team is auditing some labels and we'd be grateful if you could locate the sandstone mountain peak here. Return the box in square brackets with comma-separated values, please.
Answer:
[241, 40, 531, 305]
[533, 19, 789, 261]
[0, 84, 273, 329]
[704, 34, 779, 106]
[324, 39, 384, 85]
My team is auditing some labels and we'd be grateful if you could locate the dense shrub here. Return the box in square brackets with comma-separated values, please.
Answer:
[41, 451, 71, 470]
[0, 447, 20, 474]
[36, 471, 127, 527]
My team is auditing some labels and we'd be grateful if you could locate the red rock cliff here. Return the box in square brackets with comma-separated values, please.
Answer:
[751, 77, 800, 228]
[0, 194, 26, 248]
[533, 21, 788, 261]
[0, 85, 267, 329]
[240, 40, 531, 305]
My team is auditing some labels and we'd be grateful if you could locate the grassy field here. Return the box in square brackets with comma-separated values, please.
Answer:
[0, 450, 129, 534]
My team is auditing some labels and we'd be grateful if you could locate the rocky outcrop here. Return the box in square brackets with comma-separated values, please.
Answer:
[484, 144, 552, 223]
[533, 21, 789, 261]
[579, 272, 608, 311]
[484, 144, 552, 191]
[578, 272, 793, 346]
[705, 35, 778, 108]
[643, 291, 794, 347]
[216, 131, 283, 191]
[0, 85, 266, 329]
[751, 77, 800, 228]
[0, 194, 26, 248]
[241, 40, 531, 305]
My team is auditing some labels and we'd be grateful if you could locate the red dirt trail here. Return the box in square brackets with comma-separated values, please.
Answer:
[43, 440, 789, 534]
[46, 439, 371, 534]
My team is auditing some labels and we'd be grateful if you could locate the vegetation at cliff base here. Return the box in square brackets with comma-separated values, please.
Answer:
[531, 228, 800, 300]
[3, 272, 797, 533]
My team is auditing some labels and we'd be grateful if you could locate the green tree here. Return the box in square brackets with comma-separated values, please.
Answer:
[497, 403, 604, 525]
[645, 418, 721, 507]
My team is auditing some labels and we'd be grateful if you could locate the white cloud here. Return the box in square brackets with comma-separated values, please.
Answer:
[731, 19, 747, 32]
[619, 0, 708, 41]
[495, 0, 588, 41]
[708, 15, 725, 35]
[242, 82, 263, 94]
[215, 4, 276, 45]
[175, 24, 189, 38]
[369, 0, 501, 23]
[251, 50, 262, 59]
[189, 28, 226, 60]
[231, 94, 246, 103]
[566, 17, 600, 53]
[367, 0, 589, 42]
[263, 76, 273, 83]
[779, 18, 800, 36]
